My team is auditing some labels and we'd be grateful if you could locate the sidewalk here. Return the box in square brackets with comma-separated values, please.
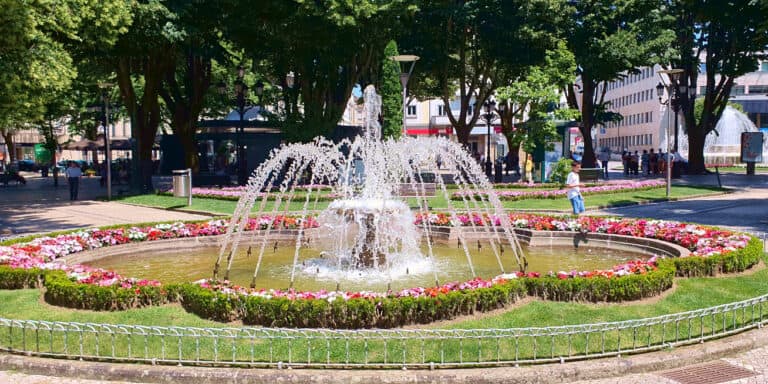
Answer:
[0, 173, 210, 238]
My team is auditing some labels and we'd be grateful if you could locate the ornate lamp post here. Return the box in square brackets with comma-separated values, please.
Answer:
[657, 68, 684, 199]
[389, 55, 419, 137]
[480, 98, 500, 180]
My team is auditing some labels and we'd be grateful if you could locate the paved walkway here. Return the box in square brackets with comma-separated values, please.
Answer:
[0, 173, 209, 238]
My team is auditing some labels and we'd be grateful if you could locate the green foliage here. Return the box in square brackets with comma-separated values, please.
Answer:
[43, 272, 173, 311]
[549, 158, 573, 185]
[692, 98, 744, 131]
[672, 237, 763, 277]
[0, 267, 45, 289]
[380, 41, 403, 139]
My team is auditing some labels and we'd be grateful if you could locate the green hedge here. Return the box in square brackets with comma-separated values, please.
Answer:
[43, 272, 175, 311]
[0, 266, 45, 289]
[177, 280, 528, 328]
[526, 259, 676, 302]
[673, 237, 763, 277]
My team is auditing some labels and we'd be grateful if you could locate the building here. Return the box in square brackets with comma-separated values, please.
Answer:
[594, 60, 768, 154]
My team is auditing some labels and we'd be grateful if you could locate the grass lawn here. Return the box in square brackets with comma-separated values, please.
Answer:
[712, 166, 768, 173]
[0, 253, 765, 364]
[115, 185, 726, 215]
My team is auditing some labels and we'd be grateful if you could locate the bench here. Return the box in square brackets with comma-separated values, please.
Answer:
[580, 168, 603, 183]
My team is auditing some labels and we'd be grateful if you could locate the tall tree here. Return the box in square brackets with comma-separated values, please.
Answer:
[403, 0, 562, 146]
[497, 42, 579, 155]
[227, 0, 415, 143]
[563, 0, 674, 167]
[669, 0, 768, 174]
[379, 41, 403, 139]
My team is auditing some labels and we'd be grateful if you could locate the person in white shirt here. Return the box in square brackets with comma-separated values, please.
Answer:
[64, 162, 83, 201]
[566, 160, 585, 215]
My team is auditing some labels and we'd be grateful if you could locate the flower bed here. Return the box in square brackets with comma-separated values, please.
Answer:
[161, 185, 337, 201]
[0, 214, 760, 328]
[452, 180, 666, 201]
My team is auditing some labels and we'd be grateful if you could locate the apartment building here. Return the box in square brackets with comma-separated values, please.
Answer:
[595, 60, 768, 154]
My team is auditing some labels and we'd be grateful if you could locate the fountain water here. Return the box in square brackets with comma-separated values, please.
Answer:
[214, 85, 526, 291]
[663, 106, 768, 165]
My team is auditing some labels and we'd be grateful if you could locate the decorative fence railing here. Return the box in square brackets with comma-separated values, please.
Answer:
[0, 293, 767, 369]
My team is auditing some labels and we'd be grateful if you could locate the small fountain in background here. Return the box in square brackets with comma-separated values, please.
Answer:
[664, 106, 768, 165]
[214, 85, 526, 291]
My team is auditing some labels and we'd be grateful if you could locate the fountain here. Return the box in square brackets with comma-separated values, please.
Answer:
[662, 106, 768, 165]
[214, 85, 527, 291]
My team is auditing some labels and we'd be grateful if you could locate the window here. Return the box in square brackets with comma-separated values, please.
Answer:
[699, 86, 707, 96]
[437, 104, 446, 116]
[406, 105, 417, 116]
[467, 105, 474, 116]
[699, 63, 706, 73]
[749, 85, 768, 94]
[730, 86, 745, 96]
[761, 62, 768, 72]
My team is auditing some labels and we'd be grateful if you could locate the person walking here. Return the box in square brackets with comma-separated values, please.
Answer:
[598, 148, 610, 179]
[641, 149, 650, 176]
[524, 154, 534, 185]
[567, 160, 585, 215]
[65, 162, 82, 201]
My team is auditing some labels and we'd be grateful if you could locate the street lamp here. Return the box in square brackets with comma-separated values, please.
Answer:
[389, 55, 420, 137]
[479, 98, 500, 180]
[98, 82, 113, 200]
[657, 68, 684, 199]
[218, 66, 250, 185]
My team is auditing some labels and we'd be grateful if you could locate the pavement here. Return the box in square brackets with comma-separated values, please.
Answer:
[0, 173, 209, 238]
[0, 169, 767, 383]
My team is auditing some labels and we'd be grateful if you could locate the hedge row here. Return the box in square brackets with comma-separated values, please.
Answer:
[8, 235, 760, 328]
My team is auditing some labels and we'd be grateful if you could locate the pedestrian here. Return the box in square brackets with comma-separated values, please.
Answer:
[641, 149, 650, 176]
[631, 151, 640, 175]
[567, 160, 585, 215]
[649, 149, 658, 175]
[598, 148, 610, 179]
[65, 161, 82, 201]
[435, 154, 442, 170]
[622, 151, 629, 176]
[524, 154, 534, 185]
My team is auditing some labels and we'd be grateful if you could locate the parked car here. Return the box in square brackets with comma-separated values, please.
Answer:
[10, 160, 38, 172]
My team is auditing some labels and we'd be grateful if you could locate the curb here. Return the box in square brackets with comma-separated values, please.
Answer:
[0, 326, 766, 383]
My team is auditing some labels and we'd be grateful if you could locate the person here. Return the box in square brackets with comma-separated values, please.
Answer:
[649, 149, 658, 176]
[621, 151, 629, 176]
[435, 154, 442, 170]
[631, 151, 640, 175]
[99, 162, 107, 187]
[641, 149, 650, 176]
[598, 149, 610, 179]
[64, 161, 82, 201]
[566, 160, 585, 215]
[524, 154, 534, 185]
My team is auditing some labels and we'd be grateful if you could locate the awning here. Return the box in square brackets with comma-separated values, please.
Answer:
[405, 127, 453, 136]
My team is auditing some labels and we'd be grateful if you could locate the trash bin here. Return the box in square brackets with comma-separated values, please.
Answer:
[172, 169, 191, 197]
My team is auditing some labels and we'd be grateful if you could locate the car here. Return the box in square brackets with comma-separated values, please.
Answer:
[11, 160, 38, 172]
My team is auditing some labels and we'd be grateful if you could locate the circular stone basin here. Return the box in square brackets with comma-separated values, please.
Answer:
[85, 244, 650, 293]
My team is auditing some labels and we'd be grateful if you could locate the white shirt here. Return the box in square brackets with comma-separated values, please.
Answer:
[65, 167, 82, 178]
[566, 171, 580, 199]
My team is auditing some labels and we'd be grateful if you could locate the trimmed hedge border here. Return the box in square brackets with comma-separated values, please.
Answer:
[0, 218, 762, 329]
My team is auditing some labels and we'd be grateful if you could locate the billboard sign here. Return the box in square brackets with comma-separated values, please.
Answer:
[741, 132, 764, 163]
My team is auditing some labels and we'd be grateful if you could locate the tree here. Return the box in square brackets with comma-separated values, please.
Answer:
[496, 42, 578, 156]
[227, 0, 415, 143]
[379, 41, 403, 139]
[563, 0, 675, 168]
[402, 0, 562, 146]
[669, 0, 768, 174]
[0, 0, 130, 162]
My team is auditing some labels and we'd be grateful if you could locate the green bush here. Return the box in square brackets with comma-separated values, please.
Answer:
[0, 266, 45, 289]
[549, 158, 573, 186]
[673, 237, 763, 277]
[525, 260, 675, 302]
[43, 272, 173, 311]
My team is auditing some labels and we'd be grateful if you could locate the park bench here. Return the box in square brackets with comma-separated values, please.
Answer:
[579, 168, 603, 183]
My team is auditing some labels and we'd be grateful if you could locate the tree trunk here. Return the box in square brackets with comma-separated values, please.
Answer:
[2, 132, 15, 162]
[687, 126, 706, 174]
[578, 77, 597, 168]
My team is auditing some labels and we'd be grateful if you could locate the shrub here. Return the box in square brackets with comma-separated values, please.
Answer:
[43, 272, 173, 311]
[549, 158, 573, 186]
[0, 267, 45, 289]
[673, 237, 763, 277]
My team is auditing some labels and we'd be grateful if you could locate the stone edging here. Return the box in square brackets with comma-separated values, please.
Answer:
[0, 325, 765, 384]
